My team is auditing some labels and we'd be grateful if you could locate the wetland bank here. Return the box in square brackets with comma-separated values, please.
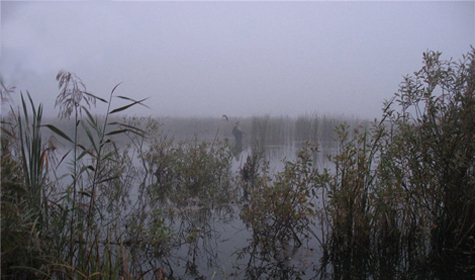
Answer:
[2, 50, 475, 279]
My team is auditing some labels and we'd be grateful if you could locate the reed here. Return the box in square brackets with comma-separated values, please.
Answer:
[1, 81, 53, 278]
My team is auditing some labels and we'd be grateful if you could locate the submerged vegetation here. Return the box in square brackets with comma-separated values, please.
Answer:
[2, 48, 475, 279]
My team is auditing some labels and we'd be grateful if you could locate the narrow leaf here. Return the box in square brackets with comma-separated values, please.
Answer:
[97, 175, 120, 184]
[44, 124, 73, 143]
[109, 98, 149, 114]
[78, 190, 92, 197]
[105, 129, 129, 136]
[82, 106, 97, 127]
[83, 91, 108, 103]
[115, 95, 150, 108]
[109, 102, 137, 114]
[57, 149, 71, 168]
[107, 121, 146, 134]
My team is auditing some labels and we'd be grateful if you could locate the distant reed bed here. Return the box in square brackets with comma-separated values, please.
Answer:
[46, 113, 367, 151]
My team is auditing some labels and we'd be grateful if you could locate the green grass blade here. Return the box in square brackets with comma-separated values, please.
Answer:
[109, 99, 147, 114]
[44, 124, 73, 143]
[83, 91, 108, 103]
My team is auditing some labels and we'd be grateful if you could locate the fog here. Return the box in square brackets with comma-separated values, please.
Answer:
[1, 1, 473, 120]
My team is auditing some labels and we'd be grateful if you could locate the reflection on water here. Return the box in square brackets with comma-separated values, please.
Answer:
[234, 142, 337, 174]
[109, 138, 328, 279]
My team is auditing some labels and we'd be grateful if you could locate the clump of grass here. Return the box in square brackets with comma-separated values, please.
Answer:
[1, 71, 149, 278]
[318, 123, 383, 278]
[1, 80, 54, 278]
[119, 116, 238, 278]
[240, 143, 319, 254]
[138, 117, 235, 208]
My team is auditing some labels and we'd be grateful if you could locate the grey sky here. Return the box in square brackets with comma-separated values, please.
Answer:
[1, 1, 474, 119]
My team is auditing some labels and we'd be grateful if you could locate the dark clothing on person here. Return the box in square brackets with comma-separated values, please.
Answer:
[233, 123, 244, 151]
[233, 126, 243, 143]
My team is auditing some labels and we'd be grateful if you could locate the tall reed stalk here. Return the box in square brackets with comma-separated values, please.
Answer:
[52, 71, 104, 267]
[45, 72, 148, 276]
[16, 92, 49, 226]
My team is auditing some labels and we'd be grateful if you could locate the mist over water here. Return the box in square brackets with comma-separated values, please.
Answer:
[1, 1, 473, 120]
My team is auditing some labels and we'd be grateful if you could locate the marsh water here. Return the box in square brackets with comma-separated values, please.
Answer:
[157, 146, 329, 279]
[124, 147, 333, 280]
[47, 115, 467, 279]
[125, 142, 335, 279]
[48, 115, 350, 279]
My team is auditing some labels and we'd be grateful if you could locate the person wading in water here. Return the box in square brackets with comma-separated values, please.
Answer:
[232, 121, 246, 153]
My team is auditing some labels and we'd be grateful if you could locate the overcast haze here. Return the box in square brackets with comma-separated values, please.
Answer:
[1, 1, 474, 120]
